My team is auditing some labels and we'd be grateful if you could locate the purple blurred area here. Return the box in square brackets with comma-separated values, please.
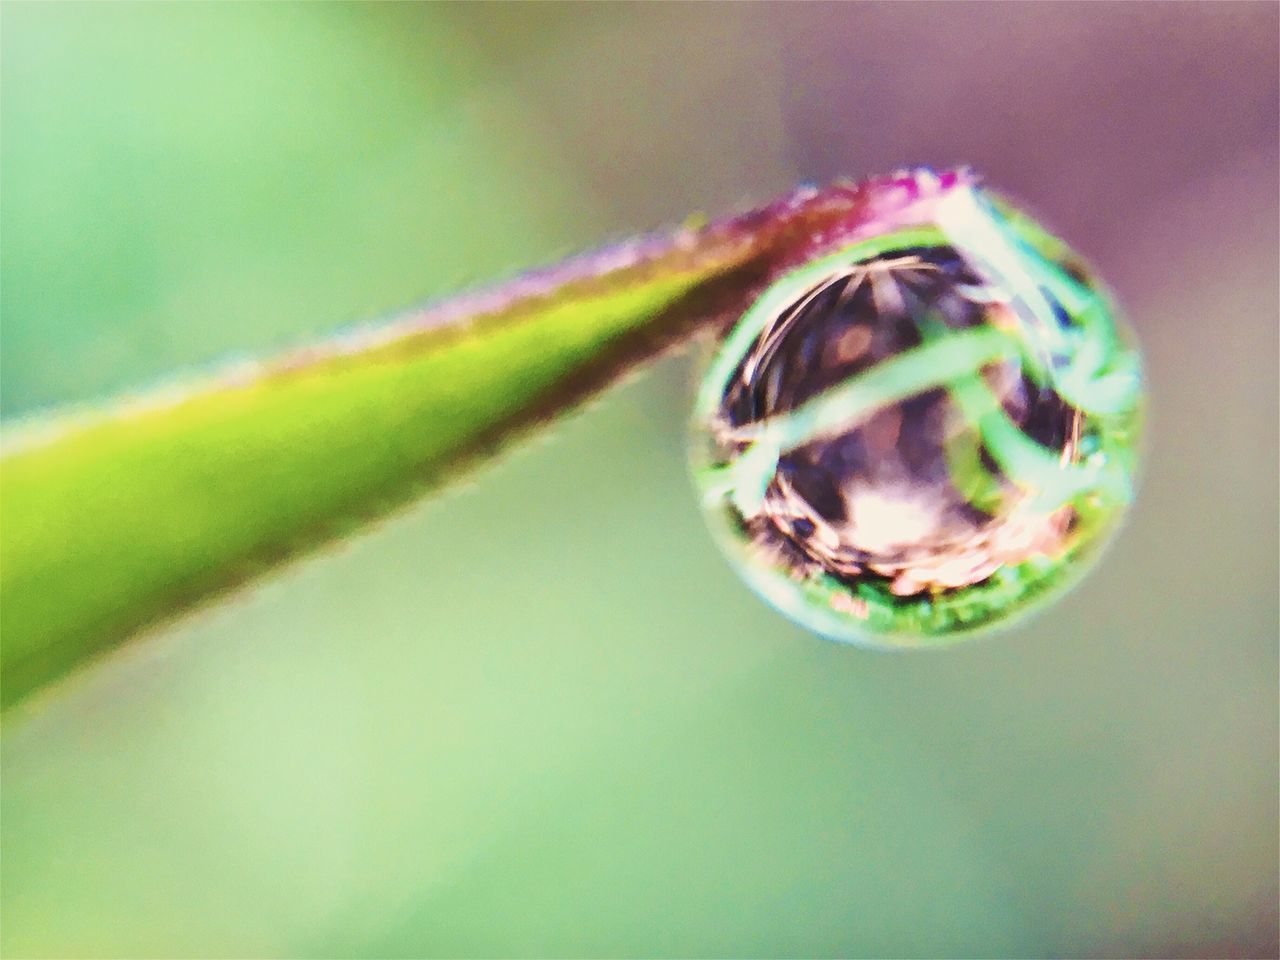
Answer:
[444, 3, 1277, 244]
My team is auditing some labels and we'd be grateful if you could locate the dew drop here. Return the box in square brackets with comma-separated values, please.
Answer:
[690, 171, 1144, 646]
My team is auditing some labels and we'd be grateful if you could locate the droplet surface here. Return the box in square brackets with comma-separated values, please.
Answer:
[691, 171, 1143, 646]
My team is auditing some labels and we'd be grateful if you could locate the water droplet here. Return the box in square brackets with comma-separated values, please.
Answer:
[690, 172, 1144, 646]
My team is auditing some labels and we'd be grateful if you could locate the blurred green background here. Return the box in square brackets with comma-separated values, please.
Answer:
[2, 3, 1276, 957]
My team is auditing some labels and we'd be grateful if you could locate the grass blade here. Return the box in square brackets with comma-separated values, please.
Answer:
[1, 183, 881, 711]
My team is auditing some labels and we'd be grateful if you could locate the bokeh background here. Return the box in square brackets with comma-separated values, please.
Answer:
[2, 3, 1277, 957]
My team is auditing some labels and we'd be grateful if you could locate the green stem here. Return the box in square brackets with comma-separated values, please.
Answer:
[0, 184, 890, 712]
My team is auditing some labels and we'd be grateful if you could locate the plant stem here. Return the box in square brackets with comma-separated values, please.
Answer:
[0, 182, 882, 712]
